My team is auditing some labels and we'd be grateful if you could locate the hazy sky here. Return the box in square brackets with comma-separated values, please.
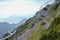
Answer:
[0, 0, 54, 18]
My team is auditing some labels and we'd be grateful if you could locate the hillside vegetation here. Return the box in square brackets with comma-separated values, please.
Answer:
[27, 1, 60, 40]
[7, 0, 60, 40]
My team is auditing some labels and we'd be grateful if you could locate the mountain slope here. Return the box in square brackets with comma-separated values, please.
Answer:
[17, 1, 60, 40]
[0, 22, 13, 38]
[6, 0, 60, 40]
[27, 1, 60, 40]
[40, 15, 60, 40]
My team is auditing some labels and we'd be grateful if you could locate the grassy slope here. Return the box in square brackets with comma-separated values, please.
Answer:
[16, 17, 36, 36]
[49, 2, 60, 18]
[27, 2, 60, 40]
[40, 15, 60, 40]
[27, 22, 47, 40]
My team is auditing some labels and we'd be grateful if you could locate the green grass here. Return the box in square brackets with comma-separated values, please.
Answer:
[27, 23, 43, 40]
[27, 22, 48, 40]
[16, 18, 35, 36]
[48, 2, 60, 18]
[48, 5, 56, 18]
[40, 15, 60, 40]
[8, 35, 14, 40]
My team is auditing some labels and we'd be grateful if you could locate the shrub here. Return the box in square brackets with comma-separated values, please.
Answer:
[54, 2, 60, 10]
[41, 22, 46, 26]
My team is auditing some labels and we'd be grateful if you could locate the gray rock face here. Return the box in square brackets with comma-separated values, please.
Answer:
[42, 23, 50, 29]
[35, 5, 51, 19]
[54, 0, 59, 4]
